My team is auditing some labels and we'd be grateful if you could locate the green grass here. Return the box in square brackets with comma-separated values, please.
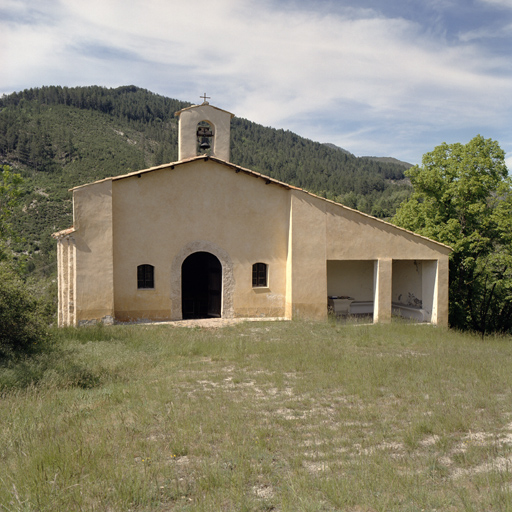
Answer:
[1, 320, 512, 511]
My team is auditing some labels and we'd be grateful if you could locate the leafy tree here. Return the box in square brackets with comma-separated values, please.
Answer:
[0, 262, 50, 359]
[393, 135, 512, 335]
[0, 165, 23, 257]
[0, 166, 51, 358]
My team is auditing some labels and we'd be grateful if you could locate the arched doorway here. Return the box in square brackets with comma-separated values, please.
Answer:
[181, 252, 222, 319]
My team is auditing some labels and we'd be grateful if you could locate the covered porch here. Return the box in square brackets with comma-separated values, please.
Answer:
[326, 259, 448, 325]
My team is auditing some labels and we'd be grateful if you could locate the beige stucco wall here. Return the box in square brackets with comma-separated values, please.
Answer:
[325, 202, 451, 261]
[72, 180, 114, 324]
[64, 159, 451, 327]
[286, 191, 328, 319]
[392, 260, 423, 305]
[327, 260, 374, 300]
[111, 160, 290, 321]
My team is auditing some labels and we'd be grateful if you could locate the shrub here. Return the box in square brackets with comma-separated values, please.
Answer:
[0, 262, 50, 359]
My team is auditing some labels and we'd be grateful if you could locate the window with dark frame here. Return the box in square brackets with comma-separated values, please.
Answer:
[252, 262, 268, 288]
[137, 264, 154, 289]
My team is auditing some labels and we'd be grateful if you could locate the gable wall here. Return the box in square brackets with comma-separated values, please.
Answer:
[111, 160, 290, 321]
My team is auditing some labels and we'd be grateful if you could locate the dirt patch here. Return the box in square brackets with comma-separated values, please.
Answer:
[122, 317, 287, 328]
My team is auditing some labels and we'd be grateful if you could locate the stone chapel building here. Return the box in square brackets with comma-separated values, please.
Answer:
[53, 100, 451, 327]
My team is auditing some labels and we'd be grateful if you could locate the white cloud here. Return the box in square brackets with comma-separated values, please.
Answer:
[1, 0, 511, 162]
[459, 22, 512, 42]
[478, 0, 512, 8]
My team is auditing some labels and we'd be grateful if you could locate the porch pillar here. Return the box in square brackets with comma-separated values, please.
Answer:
[434, 258, 449, 327]
[373, 258, 392, 323]
[422, 261, 436, 324]
[421, 258, 449, 327]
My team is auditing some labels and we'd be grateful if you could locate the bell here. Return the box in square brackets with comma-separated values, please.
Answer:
[200, 137, 211, 150]
[197, 126, 213, 137]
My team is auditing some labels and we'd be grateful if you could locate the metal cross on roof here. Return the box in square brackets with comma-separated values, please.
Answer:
[200, 93, 210, 104]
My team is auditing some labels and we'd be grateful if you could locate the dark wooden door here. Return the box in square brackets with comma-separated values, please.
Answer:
[207, 259, 221, 318]
[182, 252, 222, 319]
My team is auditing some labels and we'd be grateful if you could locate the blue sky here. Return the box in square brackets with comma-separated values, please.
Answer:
[1, 0, 511, 167]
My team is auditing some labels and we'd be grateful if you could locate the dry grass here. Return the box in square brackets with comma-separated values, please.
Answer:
[1, 320, 512, 511]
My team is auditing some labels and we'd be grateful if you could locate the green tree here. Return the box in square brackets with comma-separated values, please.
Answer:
[393, 135, 512, 335]
[0, 262, 50, 359]
[0, 166, 50, 358]
[0, 165, 23, 256]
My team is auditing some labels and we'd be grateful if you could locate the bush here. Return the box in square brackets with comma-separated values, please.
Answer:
[0, 262, 50, 359]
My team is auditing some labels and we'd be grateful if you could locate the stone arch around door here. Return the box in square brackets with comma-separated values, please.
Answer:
[170, 241, 235, 320]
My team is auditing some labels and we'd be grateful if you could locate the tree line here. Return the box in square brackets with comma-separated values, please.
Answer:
[0, 85, 414, 286]
[0, 85, 411, 210]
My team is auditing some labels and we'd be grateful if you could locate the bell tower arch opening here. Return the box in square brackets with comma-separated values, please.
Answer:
[196, 120, 214, 156]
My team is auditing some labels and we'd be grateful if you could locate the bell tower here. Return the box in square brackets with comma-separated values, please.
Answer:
[175, 96, 234, 162]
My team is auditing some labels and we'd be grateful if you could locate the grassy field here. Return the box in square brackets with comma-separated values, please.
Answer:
[1, 320, 512, 511]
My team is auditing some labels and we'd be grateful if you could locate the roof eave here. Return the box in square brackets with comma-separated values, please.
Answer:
[52, 227, 76, 239]
[175, 104, 235, 118]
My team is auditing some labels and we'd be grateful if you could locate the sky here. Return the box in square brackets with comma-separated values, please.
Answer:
[1, 0, 512, 167]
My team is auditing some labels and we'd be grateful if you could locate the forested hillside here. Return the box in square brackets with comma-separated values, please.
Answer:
[0, 85, 411, 280]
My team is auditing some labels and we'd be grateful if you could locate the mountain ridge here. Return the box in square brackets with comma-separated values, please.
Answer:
[0, 85, 412, 279]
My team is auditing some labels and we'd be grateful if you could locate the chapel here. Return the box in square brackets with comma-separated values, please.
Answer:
[53, 99, 451, 327]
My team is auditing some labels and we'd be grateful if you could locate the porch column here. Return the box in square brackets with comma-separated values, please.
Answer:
[422, 261, 436, 324]
[374, 258, 392, 323]
[69, 237, 76, 327]
[57, 239, 64, 327]
[434, 258, 449, 327]
[421, 258, 449, 327]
